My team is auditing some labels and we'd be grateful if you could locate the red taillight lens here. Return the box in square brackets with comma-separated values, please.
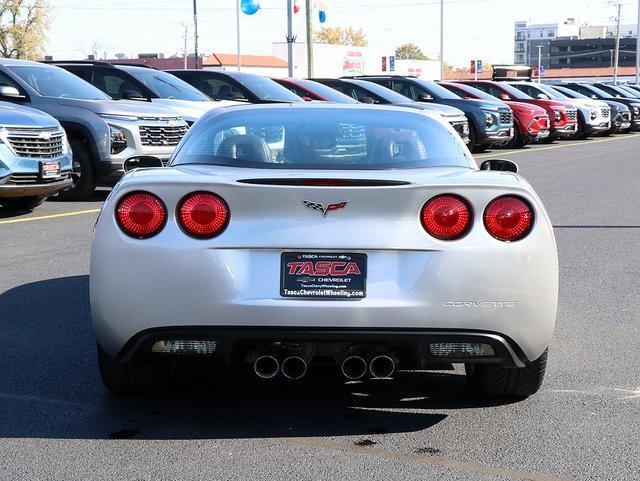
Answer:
[484, 196, 533, 241]
[178, 191, 229, 239]
[116, 191, 167, 238]
[420, 194, 472, 240]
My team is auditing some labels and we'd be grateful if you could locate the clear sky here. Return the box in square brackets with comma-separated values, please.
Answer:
[47, 0, 640, 67]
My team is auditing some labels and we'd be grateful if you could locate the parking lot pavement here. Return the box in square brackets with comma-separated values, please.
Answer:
[1, 135, 639, 481]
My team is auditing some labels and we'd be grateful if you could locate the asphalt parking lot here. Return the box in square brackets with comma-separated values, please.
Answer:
[1, 135, 639, 481]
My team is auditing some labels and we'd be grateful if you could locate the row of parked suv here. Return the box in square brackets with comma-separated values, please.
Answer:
[2, 58, 639, 211]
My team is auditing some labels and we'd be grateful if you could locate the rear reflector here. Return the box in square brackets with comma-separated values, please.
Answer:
[115, 191, 166, 239]
[178, 191, 230, 239]
[151, 340, 217, 355]
[420, 194, 472, 240]
[484, 195, 533, 242]
[429, 342, 495, 357]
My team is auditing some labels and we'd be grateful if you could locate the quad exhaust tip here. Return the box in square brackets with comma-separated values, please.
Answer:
[369, 355, 396, 379]
[281, 356, 308, 380]
[341, 355, 368, 380]
[254, 355, 279, 379]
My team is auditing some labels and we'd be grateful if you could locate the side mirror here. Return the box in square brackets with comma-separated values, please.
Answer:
[123, 156, 164, 173]
[480, 158, 519, 173]
[0, 85, 25, 100]
[418, 93, 433, 101]
[536, 93, 549, 100]
[360, 96, 376, 104]
[499, 93, 510, 100]
[590, 94, 598, 99]
[120, 89, 145, 100]
[302, 96, 313, 102]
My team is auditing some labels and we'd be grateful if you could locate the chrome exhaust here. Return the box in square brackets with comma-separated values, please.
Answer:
[369, 355, 396, 379]
[341, 355, 368, 380]
[281, 356, 308, 380]
[253, 355, 279, 379]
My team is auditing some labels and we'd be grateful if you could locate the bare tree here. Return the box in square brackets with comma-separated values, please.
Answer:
[0, 0, 49, 59]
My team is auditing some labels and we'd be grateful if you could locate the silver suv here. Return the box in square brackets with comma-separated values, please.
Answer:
[0, 59, 189, 200]
[0, 102, 72, 211]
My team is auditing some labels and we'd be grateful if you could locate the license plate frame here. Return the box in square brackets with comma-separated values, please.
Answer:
[39, 161, 61, 180]
[280, 252, 367, 299]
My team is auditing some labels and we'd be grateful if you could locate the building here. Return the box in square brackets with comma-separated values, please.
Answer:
[103, 53, 288, 76]
[514, 19, 579, 65]
[272, 42, 441, 79]
[549, 37, 637, 69]
[204, 53, 288, 76]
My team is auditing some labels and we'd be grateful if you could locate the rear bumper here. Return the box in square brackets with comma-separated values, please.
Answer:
[117, 326, 528, 368]
[0, 176, 72, 198]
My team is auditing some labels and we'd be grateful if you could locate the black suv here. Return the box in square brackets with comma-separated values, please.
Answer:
[350, 75, 513, 152]
[168, 70, 302, 104]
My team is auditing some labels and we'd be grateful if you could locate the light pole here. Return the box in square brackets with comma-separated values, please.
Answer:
[286, 0, 294, 76]
[193, 0, 199, 69]
[440, 0, 444, 80]
[306, 0, 314, 77]
[236, 0, 241, 71]
[537, 44, 542, 83]
[636, 0, 640, 84]
[614, 2, 621, 83]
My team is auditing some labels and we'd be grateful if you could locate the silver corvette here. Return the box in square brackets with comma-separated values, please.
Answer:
[91, 104, 558, 398]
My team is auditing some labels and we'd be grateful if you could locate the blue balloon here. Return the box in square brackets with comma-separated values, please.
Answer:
[319, 10, 326, 23]
[241, 0, 260, 15]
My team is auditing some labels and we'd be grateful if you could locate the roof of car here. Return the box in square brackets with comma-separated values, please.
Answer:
[0, 59, 51, 67]
[197, 101, 438, 123]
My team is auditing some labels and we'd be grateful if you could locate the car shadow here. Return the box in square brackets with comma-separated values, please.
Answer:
[0, 189, 110, 219]
[0, 275, 518, 441]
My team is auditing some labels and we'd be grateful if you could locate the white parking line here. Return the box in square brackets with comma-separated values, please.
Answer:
[0, 208, 100, 225]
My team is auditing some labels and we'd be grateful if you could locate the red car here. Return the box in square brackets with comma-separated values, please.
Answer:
[459, 80, 577, 142]
[273, 78, 359, 103]
[441, 82, 550, 148]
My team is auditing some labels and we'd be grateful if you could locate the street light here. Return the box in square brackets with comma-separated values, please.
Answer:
[193, 0, 199, 69]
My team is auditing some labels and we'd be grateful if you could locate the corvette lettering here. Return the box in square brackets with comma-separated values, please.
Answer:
[303, 200, 348, 217]
[287, 261, 361, 276]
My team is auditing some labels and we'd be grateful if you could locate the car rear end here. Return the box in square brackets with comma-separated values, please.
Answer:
[91, 105, 557, 395]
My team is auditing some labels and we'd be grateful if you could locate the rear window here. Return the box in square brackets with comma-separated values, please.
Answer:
[172, 108, 474, 170]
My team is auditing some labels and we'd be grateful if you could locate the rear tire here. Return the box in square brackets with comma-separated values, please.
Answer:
[97, 344, 167, 394]
[465, 349, 548, 398]
[57, 139, 96, 201]
[0, 195, 46, 211]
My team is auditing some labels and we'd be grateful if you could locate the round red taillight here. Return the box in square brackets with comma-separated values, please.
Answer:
[115, 191, 166, 239]
[484, 196, 533, 241]
[420, 194, 472, 240]
[178, 192, 229, 239]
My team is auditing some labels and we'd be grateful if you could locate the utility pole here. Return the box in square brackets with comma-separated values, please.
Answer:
[286, 0, 295, 76]
[193, 0, 199, 69]
[440, 0, 444, 80]
[614, 2, 621, 83]
[636, 0, 640, 84]
[306, 0, 314, 77]
[537, 45, 542, 83]
[182, 23, 188, 69]
[236, 0, 241, 71]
